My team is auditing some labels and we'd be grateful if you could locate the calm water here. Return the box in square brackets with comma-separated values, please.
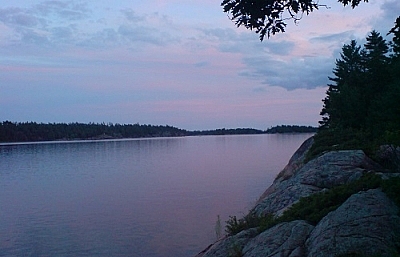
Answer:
[0, 134, 312, 257]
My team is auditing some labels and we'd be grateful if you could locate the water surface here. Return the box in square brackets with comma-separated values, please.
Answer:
[0, 134, 312, 257]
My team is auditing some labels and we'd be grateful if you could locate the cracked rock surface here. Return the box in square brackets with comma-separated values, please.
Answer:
[306, 189, 400, 257]
[253, 146, 382, 217]
[196, 137, 400, 257]
[243, 220, 314, 257]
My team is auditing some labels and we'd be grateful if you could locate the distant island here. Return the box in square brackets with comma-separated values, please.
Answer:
[0, 121, 317, 143]
[188, 125, 317, 136]
[187, 128, 265, 136]
[265, 125, 318, 134]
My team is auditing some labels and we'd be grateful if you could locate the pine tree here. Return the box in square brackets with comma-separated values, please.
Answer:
[363, 30, 390, 98]
[388, 17, 400, 58]
[320, 40, 365, 129]
[369, 19, 400, 138]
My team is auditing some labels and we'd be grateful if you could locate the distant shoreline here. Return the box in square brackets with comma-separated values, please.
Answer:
[0, 121, 317, 144]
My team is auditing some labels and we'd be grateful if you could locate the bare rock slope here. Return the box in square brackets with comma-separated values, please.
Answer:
[196, 137, 400, 257]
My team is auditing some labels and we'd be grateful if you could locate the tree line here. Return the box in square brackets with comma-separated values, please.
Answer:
[188, 128, 265, 136]
[265, 125, 317, 134]
[309, 18, 400, 159]
[220, 0, 399, 168]
[0, 121, 317, 143]
[0, 121, 186, 143]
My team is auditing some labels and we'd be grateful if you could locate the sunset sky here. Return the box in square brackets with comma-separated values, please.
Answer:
[1, 0, 399, 130]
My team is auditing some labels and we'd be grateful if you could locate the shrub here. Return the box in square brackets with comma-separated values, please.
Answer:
[277, 172, 382, 225]
[226, 173, 384, 235]
[381, 176, 400, 209]
[306, 128, 376, 162]
[226, 213, 275, 236]
[225, 215, 247, 236]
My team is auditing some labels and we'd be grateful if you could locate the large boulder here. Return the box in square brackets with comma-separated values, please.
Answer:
[253, 148, 382, 216]
[242, 220, 314, 257]
[273, 137, 314, 182]
[197, 229, 258, 257]
[306, 189, 400, 257]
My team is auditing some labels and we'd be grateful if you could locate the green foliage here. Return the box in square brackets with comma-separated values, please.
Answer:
[225, 215, 245, 235]
[222, 19, 400, 250]
[306, 128, 376, 162]
[265, 125, 317, 134]
[0, 121, 187, 143]
[0, 121, 269, 143]
[225, 212, 278, 236]
[320, 31, 390, 131]
[381, 177, 400, 209]
[312, 26, 400, 162]
[226, 173, 386, 236]
[382, 131, 400, 148]
[369, 81, 400, 139]
[277, 173, 382, 226]
[257, 213, 277, 233]
[225, 213, 268, 236]
[388, 17, 400, 57]
[221, 0, 368, 40]
[187, 128, 265, 136]
[320, 40, 365, 130]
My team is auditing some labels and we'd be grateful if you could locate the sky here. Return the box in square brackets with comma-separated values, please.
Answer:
[0, 0, 399, 130]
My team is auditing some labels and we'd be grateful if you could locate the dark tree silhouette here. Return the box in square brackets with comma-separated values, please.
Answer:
[309, 25, 400, 159]
[388, 17, 400, 57]
[319, 40, 365, 130]
[221, 0, 368, 40]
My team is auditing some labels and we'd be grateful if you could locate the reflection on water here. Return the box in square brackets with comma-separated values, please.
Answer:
[0, 134, 312, 257]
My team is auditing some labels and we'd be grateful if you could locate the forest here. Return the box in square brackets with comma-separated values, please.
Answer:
[0, 121, 187, 142]
[0, 121, 318, 143]
[265, 125, 317, 134]
[308, 19, 400, 161]
[187, 128, 265, 136]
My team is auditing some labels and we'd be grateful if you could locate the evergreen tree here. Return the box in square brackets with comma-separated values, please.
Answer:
[320, 40, 365, 129]
[363, 30, 390, 96]
[361, 31, 391, 134]
[369, 19, 400, 139]
[388, 17, 400, 58]
[312, 26, 400, 160]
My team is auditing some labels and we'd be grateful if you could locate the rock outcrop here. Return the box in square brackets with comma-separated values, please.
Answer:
[306, 189, 400, 257]
[243, 220, 314, 257]
[196, 137, 400, 257]
[253, 145, 383, 217]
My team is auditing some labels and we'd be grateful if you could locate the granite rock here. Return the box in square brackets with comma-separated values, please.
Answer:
[197, 229, 258, 257]
[196, 138, 400, 257]
[306, 189, 400, 257]
[243, 220, 314, 257]
[253, 147, 382, 216]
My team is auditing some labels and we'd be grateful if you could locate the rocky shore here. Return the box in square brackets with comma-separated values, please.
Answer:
[196, 137, 400, 257]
